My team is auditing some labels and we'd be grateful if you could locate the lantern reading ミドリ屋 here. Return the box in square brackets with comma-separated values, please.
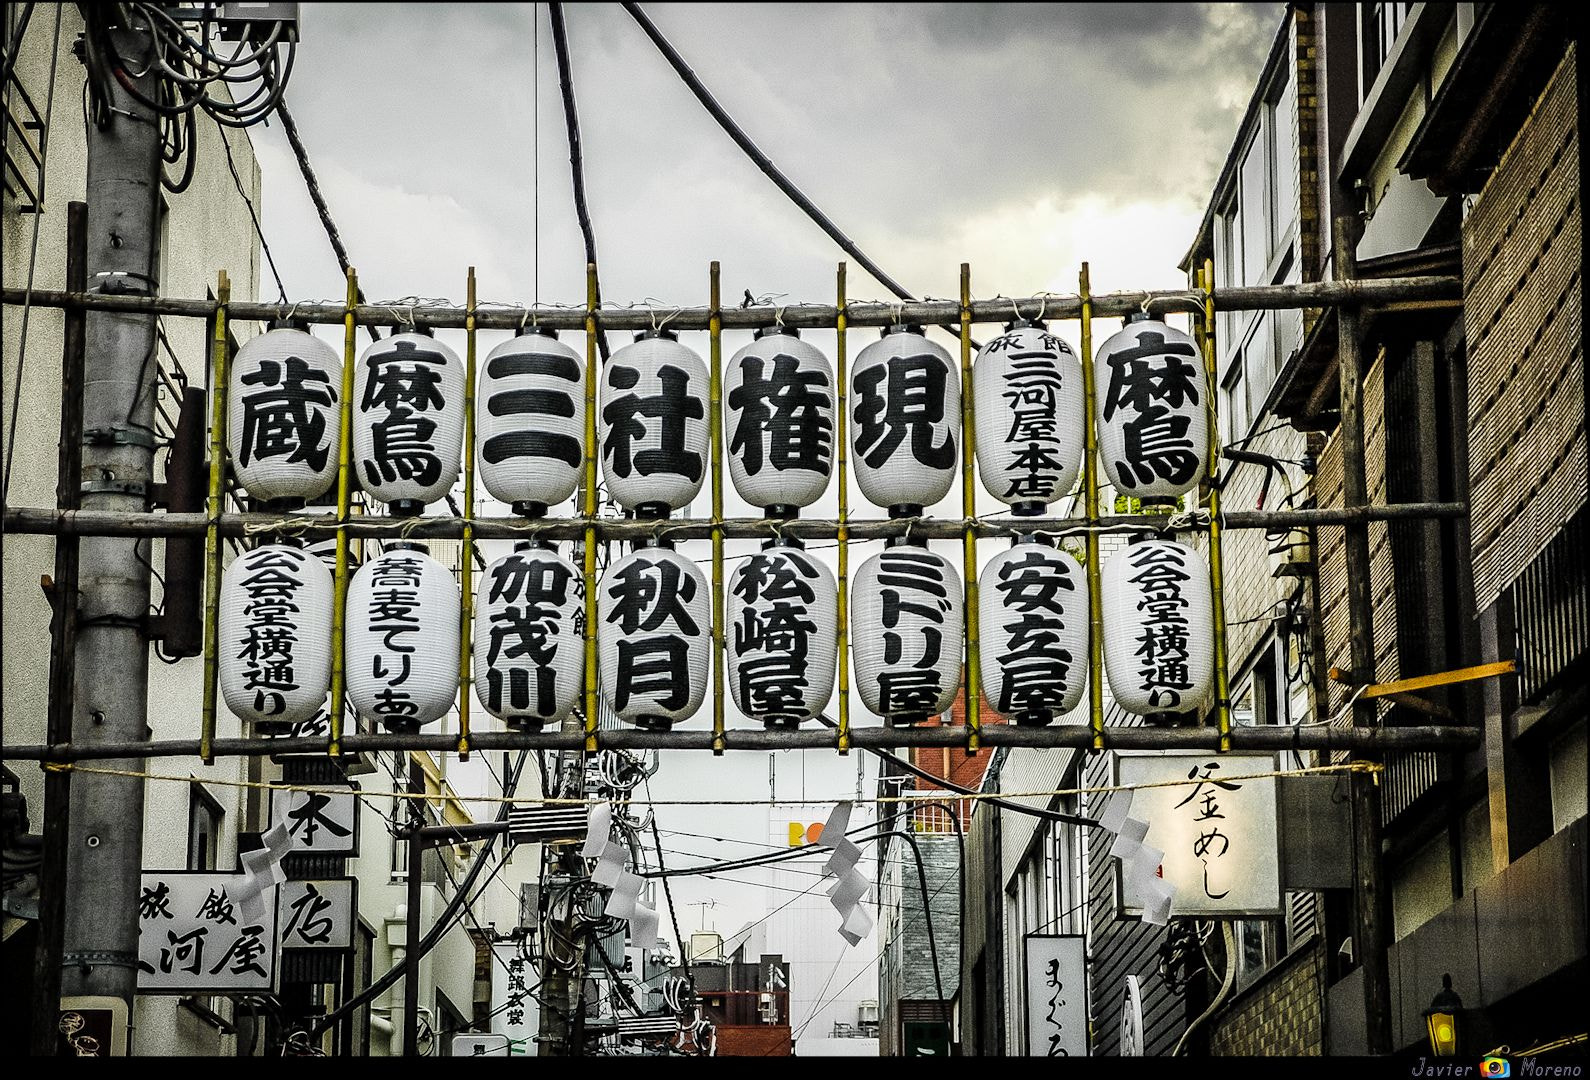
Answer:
[1102, 539, 1214, 716]
[346, 544, 460, 731]
[727, 541, 837, 726]
[850, 326, 960, 514]
[477, 329, 586, 515]
[724, 327, 835, 514]
[229, 326, 342, 503]
[598, 545, 710, 729]
[352, 330, 465, 514]
[851, 542, 964, 723]
[473, 543, 584, 730]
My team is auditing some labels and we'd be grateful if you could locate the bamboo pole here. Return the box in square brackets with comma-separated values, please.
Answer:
[1079, 263, 1106, 750]
[835, 263, 851, 755]
[328, 268, 360, 756]
[959, 264, 981, 754]
[457, 268, 478, 760]
[709, 262, 726, 756]
[198, 271, 230, 764]
[0, 275, 1465, 331]
[582, 263, 600, 755]
[1197, 261, 1234, 751]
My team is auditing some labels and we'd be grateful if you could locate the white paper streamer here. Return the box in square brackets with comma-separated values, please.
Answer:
[817, 801, 852, 849]
[1109, 816, 1150, 862]
[1098, 788, 1134, 835]
[591, 843, 626, 888]
[632, 902, 659, 951]
[839, 903, 874, 946]
[824, 838, 863, 878]
[582, 804, 612, 860]
[1140, 876, 1176, 925]
[607, 872, 642, 920]
[828, 868, 869, 912]
[236, 819, 293, 920]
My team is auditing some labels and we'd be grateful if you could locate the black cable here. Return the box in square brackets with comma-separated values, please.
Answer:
[212, 113, 287, 303]
[546, 3, 610, 363]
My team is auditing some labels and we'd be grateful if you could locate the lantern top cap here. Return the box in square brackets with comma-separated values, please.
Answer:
[516, 325, 560, 341]
[266, 317, 311, 333]
[399, 324, 437, 338]
[753, 324, 800, 341]
[882, 323, 926, 338]
[1427, 973, 1463, 1012]
[1124, 310, 1157, 325]
[384, 540, 430, 555]
[1002, 318, 1048, 333]
[634, 328, 680, 343]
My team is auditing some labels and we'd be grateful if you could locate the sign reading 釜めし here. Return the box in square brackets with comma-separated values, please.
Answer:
[1114, 751, 1281, 917]
[136, 872, 278, 994]
[1023, 934, 1088, 1057]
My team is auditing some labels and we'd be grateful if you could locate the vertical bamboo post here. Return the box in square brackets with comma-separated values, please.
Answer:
[959, 264, 981, 754]
[1197, 261, 1234, 750]
[582, 262, 601, 755]
[1079, 263, 1105, 750]
[328, 267, 360, 757]
[709, 262, 726, 755]
[835, 263, 851, 755]
[458, 267, 478, 761]
[199, 271, 230, 764]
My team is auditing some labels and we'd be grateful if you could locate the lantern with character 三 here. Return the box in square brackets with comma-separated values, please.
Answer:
[477, 328, 586, 515]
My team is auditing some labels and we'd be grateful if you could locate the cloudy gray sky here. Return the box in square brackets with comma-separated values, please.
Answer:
[247, 0, 1281, 964]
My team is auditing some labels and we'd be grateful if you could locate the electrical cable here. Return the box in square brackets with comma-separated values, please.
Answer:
[212, 113, 288, 303]
[546, 3, 610, 363]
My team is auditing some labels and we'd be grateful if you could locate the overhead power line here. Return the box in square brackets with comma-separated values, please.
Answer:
[547, 3, 611, 362]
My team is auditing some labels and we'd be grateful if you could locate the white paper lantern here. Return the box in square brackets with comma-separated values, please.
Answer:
[851, 543, 963, 722]
[1094, 316, 1210, 499]
[724, 329, 835, 511]
[979, 539, 1088, 723]
[599, 332, 709, 514]
[727, 543, 837, 726]
[473, 544, 584, 729]
[1102, 539, 1214, 716]
[478, 330, 586, 512]
[352, 331, 464, 511]
[228, 327, 342, 502]
[346, 545, 460, 730]
[218, 544, 333, 724]
[850, 327, 960, 512]
[598, 545, 710, 728]
[973, 324, 1084, 509]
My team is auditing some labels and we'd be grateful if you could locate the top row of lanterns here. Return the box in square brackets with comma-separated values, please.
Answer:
[227, 316, 1211, 516]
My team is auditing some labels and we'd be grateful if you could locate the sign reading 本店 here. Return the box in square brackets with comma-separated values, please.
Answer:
[1115, 751, 1281, 916]
[136, 872, 279, 993]
[1023, 935, 1088, 1057]
[269, 784, 360, 857]
[278, 878, 357, 951]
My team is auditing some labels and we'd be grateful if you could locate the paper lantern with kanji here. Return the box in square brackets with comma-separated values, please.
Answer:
[352, 331, 465, 512]
[1102, 539, 1214, 716]
[218, 544, 333, 724]
[724, 328, 835, 512]
[346, 545, 460, 730]
[598, 545, 710, 729]
[228, 327, 342, 502]
[727, 542, 837, 726]
[979, 538, 1088, 724]
[973, 324, 1083, 509]
[1093, 316, 1210, 499]
[850, 327, 960, 513]
[473, 544, 584, 729]
[599, 332, 709, 515]
[851, 543, 964, 722]
[477, 330, 586, 514]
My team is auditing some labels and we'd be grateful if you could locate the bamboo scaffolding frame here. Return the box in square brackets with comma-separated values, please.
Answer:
[959, 264, 982, 754]
[1080, 264, 1106, 750]
[582, 263, 600, 755]
[327, 268, 360, 756]
[708, 263, 726, 756]
[1197, 261, 1235, 751]
[457, 268, 477, 759]
[198, 272, 229, 764]
[835, 263, 851, 755]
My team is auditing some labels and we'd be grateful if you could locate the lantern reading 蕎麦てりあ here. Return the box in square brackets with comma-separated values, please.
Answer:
[345, 544, 460, 731]
[218, 543, 333, 725]
[599, 331, 710, 516]
[477, 329, 586, 515]
[228, 326, 342, 503]
[1093, 315, 1210, 500]
[851, 542, 964, 724]
[352, 330, 465, 514]
[598, 545, 710, 729]
[979, 537, 1088, 724]
[850, 325, 960, 514]
[727, 541, 837, 726]
[724, 327, 835, 514]
[1102, 539, 1214, 716]
[973, 322, 1083, 512]
[473, 543, 584, 730]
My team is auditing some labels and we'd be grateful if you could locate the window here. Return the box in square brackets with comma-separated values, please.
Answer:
[187, 784, 223, 870]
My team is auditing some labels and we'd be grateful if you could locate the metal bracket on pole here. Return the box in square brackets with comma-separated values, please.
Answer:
[81, 426, 158, 450]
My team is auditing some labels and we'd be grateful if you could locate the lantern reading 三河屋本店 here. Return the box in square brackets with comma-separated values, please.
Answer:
[727, 541, 837, 726]
[851, 543, 964, 723]
[352, 330, 465, 514]
[477, 329, 586, 515]
[229, 326, 342, 503]
[598, 545, 710, 729]
[979, 537, 1088, 724]
[973, 322, 1083, 512]
[724, 326, 835, 513]
[218, 543, 333, 725]
[1093, 315, 1210, 500]
[850, 325, 960, 514]
[599, 331, 710, 516]
[473, 543, 584, 729]
[1102, 539, 1214, 716]
[346, 544, 460, 731]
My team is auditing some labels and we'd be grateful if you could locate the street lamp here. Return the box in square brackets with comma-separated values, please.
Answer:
[1425, 973, 1463, 1056]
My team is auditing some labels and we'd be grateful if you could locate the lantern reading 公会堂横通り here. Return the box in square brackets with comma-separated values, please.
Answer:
[979, 537, 1088, 724]
[345, 544, 461, 731]
[1093, 315, 1210, 500]
[1102, 539, 1214, 717]
[724, 326, 835, 514]
[477, 329, 586, 515]
[218, 543, 333, 726]
[599, 331, 710, 517]
[229, 326, 342, 503]
[850, 325, 960, 515]
[851, 542, 964, 724]
[473, 543, 584, 730]
[598, 545, 710, 729]
[352, 330, 465, 514]
[973, 322, 1083, 512]
[727, 540, 837, 726]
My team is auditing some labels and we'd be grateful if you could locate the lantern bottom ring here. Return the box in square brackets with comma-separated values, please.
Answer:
[761, 715, 809, 730]
[382, 717, 423, 734]
[504, 717, 548, 733]
[252, 720, 294, 737]
[1013, 710, 1055, 727]
[633, 715, 675, 732]
[884, 712, 934, 728]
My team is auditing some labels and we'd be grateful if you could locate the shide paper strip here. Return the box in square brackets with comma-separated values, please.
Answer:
[1098, 788, 1134, 835]
[817, 801, 852, 849]
[591, 842, 626, 888]
[582, 803, 612, 859]
[237, 819, 292, 920]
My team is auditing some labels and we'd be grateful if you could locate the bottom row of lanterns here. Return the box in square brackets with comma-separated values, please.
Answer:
[218, 535, 1216, 732]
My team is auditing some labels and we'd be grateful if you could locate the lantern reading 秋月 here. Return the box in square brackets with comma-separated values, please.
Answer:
[850, 326, 960, 514]
[352, 330, 465, 514]
[598, 545, 710, 729]
[346, 544, 460, 730]
[727, 541, 837, 726]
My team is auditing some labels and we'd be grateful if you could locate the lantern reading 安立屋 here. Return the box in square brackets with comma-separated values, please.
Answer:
[979, 537, 1088, 724]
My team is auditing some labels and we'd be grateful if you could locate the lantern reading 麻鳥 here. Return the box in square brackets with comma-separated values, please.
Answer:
[599, 331, 710, 516]
[229, 326, 342, 503]
[973, 323, 1083, 511]
[477, 329, 586, 514]
[1102, 539, 1214, 716]
[219, 544, 333, 725]
[473, 543, 584, 729]
[346, 545, 460, 730]
[979, 538, 1088, 724]
[598, 545, 710, 729]
[851, 543, 963, 723]
[724, 327, 835, 513]
[1094, 315, 1210, 499]
[352, 331, 465, 514]
[850, 326, 959, 514]
[727, 541, 837, 726]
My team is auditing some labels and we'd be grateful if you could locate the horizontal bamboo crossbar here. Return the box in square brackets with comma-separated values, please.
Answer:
[2, 275, 1462, 331]
[1, 502, 1468, 541]
[5, 722, 1480, 762]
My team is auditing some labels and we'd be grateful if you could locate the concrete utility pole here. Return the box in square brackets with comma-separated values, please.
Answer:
[59, 10, 164, 1019]
[538, 743, 590, 1056]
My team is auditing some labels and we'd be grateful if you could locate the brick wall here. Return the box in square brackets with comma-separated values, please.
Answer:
[1208, 939, 1326, 1056]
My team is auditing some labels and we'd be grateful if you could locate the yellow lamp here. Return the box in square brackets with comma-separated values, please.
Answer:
[1425, 973, 1463, 1056]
